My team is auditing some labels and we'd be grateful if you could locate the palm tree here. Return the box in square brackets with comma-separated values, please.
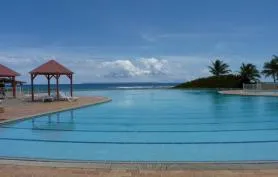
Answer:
[262, 55, 278, 82]
[239, 63, 261, 83]
[208, 59, 231, 76]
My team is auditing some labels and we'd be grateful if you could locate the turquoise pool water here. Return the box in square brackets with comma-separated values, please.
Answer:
[1, 89, 278, 162]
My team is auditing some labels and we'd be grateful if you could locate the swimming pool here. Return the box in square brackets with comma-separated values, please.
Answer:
[1, 89, 278, 162]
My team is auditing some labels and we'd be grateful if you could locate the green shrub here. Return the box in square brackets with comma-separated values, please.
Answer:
[173, 74, 242, 89]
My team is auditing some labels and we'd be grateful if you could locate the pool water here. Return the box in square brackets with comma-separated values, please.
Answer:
[1, 89, 278, 162]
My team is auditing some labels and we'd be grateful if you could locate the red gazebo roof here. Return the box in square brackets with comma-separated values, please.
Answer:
[0, 64, 20, 77]
[30, 60, 74, 75]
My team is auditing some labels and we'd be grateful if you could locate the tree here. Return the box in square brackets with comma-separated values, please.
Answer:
[262, 55, 278, 82]
[239, 63, 261, 83]
[208, 59, 231, 76]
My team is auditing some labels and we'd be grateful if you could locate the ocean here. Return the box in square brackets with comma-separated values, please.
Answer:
[21, 83, 179, 92]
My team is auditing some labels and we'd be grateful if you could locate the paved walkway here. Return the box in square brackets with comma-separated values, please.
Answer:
[0, 164, 278, 177]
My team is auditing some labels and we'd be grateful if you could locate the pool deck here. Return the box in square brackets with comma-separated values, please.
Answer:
[0, 96, 111, 123]
[218, 90, 278, 97]
[1, 96, 278, 176]
[1, 160, 278, 177]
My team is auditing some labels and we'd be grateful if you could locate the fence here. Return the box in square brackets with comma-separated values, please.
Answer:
[243, 83, 259, 91]
[243, 83, 278, 91]
[243, 82, 278, 95]
[4, 86, 71, 99]
[22, 86, 72, 97]
[5, 86, 23, 98]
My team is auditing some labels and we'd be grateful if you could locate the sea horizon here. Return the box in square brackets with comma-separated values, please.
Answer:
[20, 82, 180, 92]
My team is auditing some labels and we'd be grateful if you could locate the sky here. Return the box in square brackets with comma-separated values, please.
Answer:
[0, 0, 278, 83]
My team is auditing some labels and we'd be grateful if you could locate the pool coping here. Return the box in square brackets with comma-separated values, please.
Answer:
[1, 158, 278, 170]
[0, 97, 112, 125]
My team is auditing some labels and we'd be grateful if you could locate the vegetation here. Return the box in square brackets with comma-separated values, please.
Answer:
[174, 75, 242, 89]
[262, 55, 278, 82]
[238, 63, 260, 83]
[208, 59, 231, 76]
[174, 55, 278, 89]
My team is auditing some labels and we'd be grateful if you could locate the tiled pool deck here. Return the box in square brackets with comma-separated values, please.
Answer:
[1, 96, 278, 176]
[0, 96, 111, 123]
[1, 161, 278, 177]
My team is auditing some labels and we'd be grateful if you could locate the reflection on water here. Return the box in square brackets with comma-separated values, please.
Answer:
[207, 92, 232, 119]
[262, 98, 278, 112]
[32, 110, 75, 131]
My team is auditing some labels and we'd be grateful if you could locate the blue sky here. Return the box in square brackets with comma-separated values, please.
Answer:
[0, 0, 278, 83]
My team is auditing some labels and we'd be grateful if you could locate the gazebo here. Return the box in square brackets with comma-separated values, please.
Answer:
[0, 64, 20, 98]
[29, 60, 74, 101]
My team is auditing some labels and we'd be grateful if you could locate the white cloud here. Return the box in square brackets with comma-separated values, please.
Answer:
[1, 47, 266, 83]
[0, 51, 215, 83]
[98, 58, 169, 78]
[100, 60, 147, 77]
[140, 33, 157, 42]
[140, 25, 265, 43]
[0, 50, 192, 83]
[140, 58, 168, 75]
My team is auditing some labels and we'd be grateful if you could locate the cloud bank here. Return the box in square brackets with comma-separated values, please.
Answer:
[1, 48, 259, 84]
[99, 58, 168, 78]
[68, 57, 179, 83]
[0, 49, 216, 83]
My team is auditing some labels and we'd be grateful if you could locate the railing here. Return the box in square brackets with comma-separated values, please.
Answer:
[23, 87, 71, 96]
[243, 83, 259, 90]
[4, 86, 71, 99]
[5, 86, 23, 98]
[243, 83, 278, 95]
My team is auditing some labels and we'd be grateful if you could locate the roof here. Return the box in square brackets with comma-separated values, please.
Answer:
[0, 64, 20, 77]
[30, 60, 74, 75]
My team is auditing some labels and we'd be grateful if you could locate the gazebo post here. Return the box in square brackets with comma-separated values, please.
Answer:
[47, 75, 51, 96]
[12, 76, 16, 98]
[31, 74, 34, 101]
[56, 74, 60, 100]
[70, 74, 73, 97]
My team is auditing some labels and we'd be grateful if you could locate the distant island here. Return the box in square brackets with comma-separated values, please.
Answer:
[173, 75, 242, 89]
